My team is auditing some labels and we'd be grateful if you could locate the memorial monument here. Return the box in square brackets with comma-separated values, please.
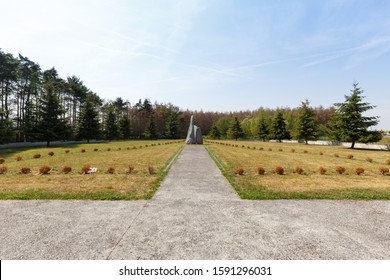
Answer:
[185, 115, 203, 144]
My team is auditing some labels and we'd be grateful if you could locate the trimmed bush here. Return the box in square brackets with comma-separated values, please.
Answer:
[275, 166, 284, 175]
[235, 168, 245, 175]
[255, 167, 265, 175]
[334, 153, 339, 158]
[291, 149, 295, 153]
[379, 167, 389, 175]
[61, 166, 72, 174]
[81, 165, 91, 174]
[278, 148, 283, 152]
[0, 158, 5, 164]
[128, 165, 135, 174]
[107, 167, 115, 174]
[81, 149, 86, 153]
[259, 147, 264, 151]
[0, 166, 8, 174]
[107, 148, 111, 151]
[294, 166, 304, 175]
[303, 150, 308, 154]
[319, 166, 327, 175]
[366, 157, 373, 163]
[148, 166, 156, 175]
[39, 166, 51, 175]
[20, 167, 31, 174]
[354, 167, 364, 175]
[65, 150, 70, 154]
[386, 159, 390, 165]
[335, 166, 346, 174]
[347, 154, 354, 159]
[94, 148, 98, 152]
[268, 148, 272, 151]
[33, 154, 41, 159]
[15, 156, 22, 161]
[48, 152, 54, 156]
[319, 152, 323, 156]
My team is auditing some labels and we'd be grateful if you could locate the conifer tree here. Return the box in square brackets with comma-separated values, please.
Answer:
[329, 83, 380, 148]
[296, 99, 319, 144]
[118, 115, 131, 139]
[77, 95, 101, 143]
[257, 117, 269, 142]
[144, 112, 158, 139]
[209, 123, 220, 139]
[227, 117, 244, 140]
[104, 108, 119, 141]
[270, 111, 289, 142]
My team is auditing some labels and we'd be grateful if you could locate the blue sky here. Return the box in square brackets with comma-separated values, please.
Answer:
[1, 0, 390, 128]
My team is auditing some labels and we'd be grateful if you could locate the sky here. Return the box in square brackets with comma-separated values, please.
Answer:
[1, 0, 390, 129]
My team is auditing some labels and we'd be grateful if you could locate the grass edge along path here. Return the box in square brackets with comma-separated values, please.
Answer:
[205, 142, 390, 200]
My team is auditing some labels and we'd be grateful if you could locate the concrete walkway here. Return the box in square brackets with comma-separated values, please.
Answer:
[1, 145, 390, 259]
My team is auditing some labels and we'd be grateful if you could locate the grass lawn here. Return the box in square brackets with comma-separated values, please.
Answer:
[206, 140, 390, 200]
[0, 140, 183, 200]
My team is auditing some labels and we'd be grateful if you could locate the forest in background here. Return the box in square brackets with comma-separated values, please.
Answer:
[0, 49, 382, 147]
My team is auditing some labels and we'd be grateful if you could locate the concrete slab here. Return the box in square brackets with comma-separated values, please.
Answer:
[1, 145, 389, 259]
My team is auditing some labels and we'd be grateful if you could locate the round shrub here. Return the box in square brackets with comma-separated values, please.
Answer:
[39, 166, 51, 175]
[20, 167, 31, 174]
[235, 168, 244, 175]
[0, 166, 8, 174]
[366, 157, 373, 163]
[81, 149, 86, 153]
[335, 166, 346, 174]
[65, 150, 70, 154]
[81, 165, 91, 174]
[386, 159, 390, 165]
[107, 167, 115, 174]
[268, 148, 272, 151]
[379, 167, 389, 175]
[275, 166, 284, 175]
[15, 156, 22, 161]
[33, 154, 41, 159]
[61, 166, 72, 174]
[319, 152, 324, 156]
[94, 148, 98, 152]
[259, 147, 264, 150]
[294, 166, 304, 175]
[319, 166, 327, 175]
[255, 167, 265, 175]
[347, 154, 354, 159]
[118, 148, 121, 151]
[48, 151, 54, 156]
[0, 158, 5, 164]
[148, 166, 156, 175]
[303, 150, 308, 154]
[128, 165, 135, 174]
[334, 153, 339, 158]
[291, 149, 295, 153]
[278, 148, 283, 152]
[354, 167, 364, 175]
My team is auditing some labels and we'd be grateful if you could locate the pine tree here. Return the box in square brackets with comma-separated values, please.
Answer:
[77, 96, 101, 143]
[227, 117, 244, 141]
[104, 108, 119, 141]
[257, 117, 269, 141]
[329, 82, 380, 148]
[38, 90, 68, 147]
[296, 99, 319, 144]
[209, 123, 220, 139]
[270, 111, 288, 142]
[118, 115, 131, 140]
[144, 112, 158, 139]
[165, 111, 179, 139]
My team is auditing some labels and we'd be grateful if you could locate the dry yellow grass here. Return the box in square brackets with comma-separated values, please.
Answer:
[206, 140, 390, 199]
[0, 140, 183, 199]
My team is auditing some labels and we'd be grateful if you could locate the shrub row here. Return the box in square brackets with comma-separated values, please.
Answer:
[0, 165, 158, 175]
[233, 166, 390, 176]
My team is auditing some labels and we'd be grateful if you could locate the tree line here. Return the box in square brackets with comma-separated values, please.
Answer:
[209, 83, 382, 148]
[0, 49, 382, 148]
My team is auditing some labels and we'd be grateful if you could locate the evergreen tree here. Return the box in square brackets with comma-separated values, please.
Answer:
[270, 111, 289, 142]
[257, 117, 269, 141]
[104, 108, 119, 141]
[227, 117, 244, 140]
[329, 83, 380, 148]
[209, 123, 220, 139]
[77, 95, 101, 143]
[0, 118, 14, 144]
[144, 112, 158, 139]
[38, 90, 68, 147]
[118, 115, 131, 140]
[296, 99, 319, 144]
[165, 111, 179, 139]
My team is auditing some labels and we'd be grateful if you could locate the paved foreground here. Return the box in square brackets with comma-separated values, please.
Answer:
[1, 145, 389, 259]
